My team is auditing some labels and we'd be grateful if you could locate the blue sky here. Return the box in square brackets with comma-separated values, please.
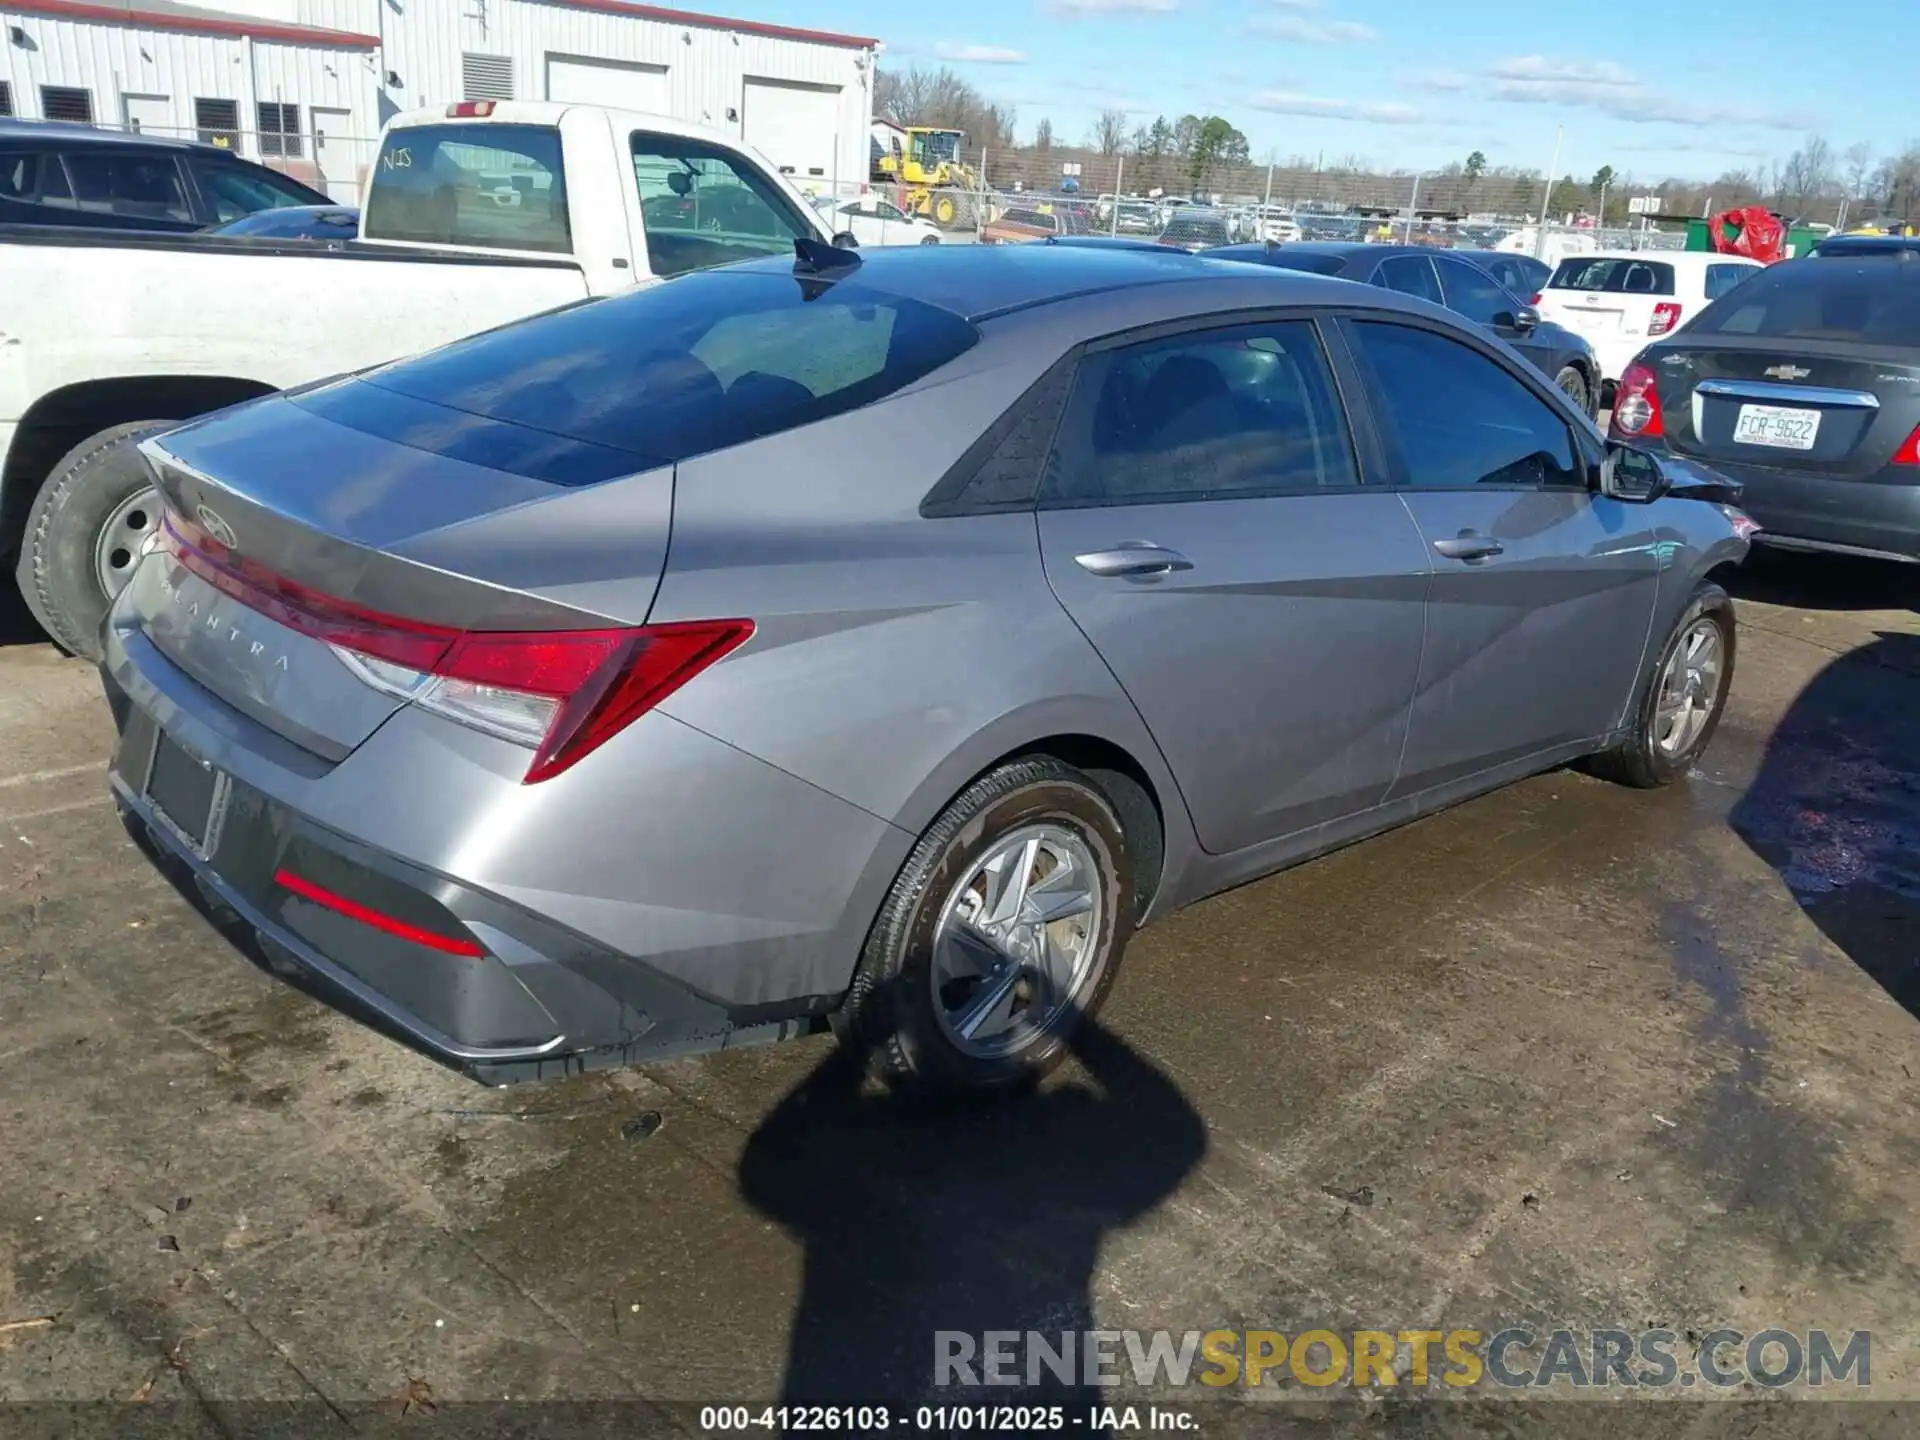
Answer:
[769, 0, 1909, 181]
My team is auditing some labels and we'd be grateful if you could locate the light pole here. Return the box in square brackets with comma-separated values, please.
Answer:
[1535, 123, 1563, 259]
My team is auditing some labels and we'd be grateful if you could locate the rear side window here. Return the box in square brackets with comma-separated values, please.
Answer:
[1434, 256, 1516, 326]
[355, 269, 978, 472]
[62, 151, 193, 223]
[632, 131, 813, 278]
[1376, 255, 1441, 304]
[363, 123, 571, 254]
[1349, 322, 1580, 490]
[1686, 259, 1920, 345]
[1047, 320, 1359, 506]
[194, 160, 325, 221]
[1255, 250, 1345, 276]
[0, 149, 37, 199]
[1704, 263, 1757, 301]
[1548, 257, 1676, 296]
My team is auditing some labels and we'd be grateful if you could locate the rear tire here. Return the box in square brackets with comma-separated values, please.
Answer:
[15, 421, 172, 661]
[834, 757, 1134, 1095]
[1555, 364, 1592, 419]
[1584, 583, 1735, 788]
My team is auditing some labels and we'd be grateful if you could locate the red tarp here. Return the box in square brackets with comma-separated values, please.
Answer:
[1710, 206, 1787, 263]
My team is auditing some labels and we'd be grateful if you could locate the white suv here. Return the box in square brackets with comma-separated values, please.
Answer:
[1532, 251, 1764, 395]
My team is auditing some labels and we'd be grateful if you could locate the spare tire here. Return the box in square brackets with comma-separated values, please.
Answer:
[14, 420, 173, 661]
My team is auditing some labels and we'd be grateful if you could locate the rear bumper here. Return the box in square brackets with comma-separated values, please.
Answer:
[1647, 445, 1920, 562]
[100, 604, 915, 1085]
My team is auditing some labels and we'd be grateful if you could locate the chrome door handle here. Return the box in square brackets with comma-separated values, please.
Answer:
[1073, 544, 1195, 578]
[1431, 532, 1504, 562]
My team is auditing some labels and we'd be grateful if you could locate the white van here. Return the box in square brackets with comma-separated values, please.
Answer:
[1533, 250, 1764, 394]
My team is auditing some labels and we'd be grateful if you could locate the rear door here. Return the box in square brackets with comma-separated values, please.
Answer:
[1342, 317, 1660, 796]
[1036, 315, 1431, 855]
[1374, 253, 1444, 306]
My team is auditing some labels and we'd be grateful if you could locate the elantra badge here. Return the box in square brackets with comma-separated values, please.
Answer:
[1764, 364, 1811, 381]
[195, 505, 238, 549]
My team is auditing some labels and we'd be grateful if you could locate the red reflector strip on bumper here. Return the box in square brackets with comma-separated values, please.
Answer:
[274, 868, 484, 957]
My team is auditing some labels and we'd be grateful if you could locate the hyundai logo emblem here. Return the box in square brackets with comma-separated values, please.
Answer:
[195, 504, 238, 549]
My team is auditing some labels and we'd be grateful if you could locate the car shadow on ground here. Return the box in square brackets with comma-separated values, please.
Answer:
[1723, 546, 1920, 615]
[0, 583, 49, 649]
[1729, 617, 1920, 1023]
[737, 1009, 1207, 1412]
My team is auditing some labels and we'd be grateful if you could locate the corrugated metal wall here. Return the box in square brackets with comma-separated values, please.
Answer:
[3, 1, 874, 200]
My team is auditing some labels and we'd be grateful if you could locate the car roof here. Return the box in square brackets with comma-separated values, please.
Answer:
[1814, 234, 1920, 255]
[1553, 249, 1755, 267]
[386, 101, 751, 152]
[0, 117, 217, 152]
[728, 242, 1375, 323]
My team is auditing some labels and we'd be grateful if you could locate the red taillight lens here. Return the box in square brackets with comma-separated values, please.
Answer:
[1610, 361, 1665, 440]
[446, 100, 496, 118]
[1895, 423, 1920, 466]
[160, 513, 752, 783]
[1648, 301, 1684, 337]
[275, 868, 483, 956]
[1528, 292, 1543, 306]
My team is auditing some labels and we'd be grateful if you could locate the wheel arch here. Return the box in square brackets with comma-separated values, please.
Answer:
[2, 375, 276, 555]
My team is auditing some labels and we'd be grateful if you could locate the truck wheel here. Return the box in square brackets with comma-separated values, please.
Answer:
[15, 421, 172, 661]
[933, 193, 958, 227]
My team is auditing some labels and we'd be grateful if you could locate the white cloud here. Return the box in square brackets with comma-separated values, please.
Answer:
[1404, 69, 1468, 92]
[1046, 0, 1180, 14]
[1249, 90, 1421, 123]
[1268, 0, 1322, 7]
[1484, 54, 1815, 130]
[1247, 15, 1376, 41]
[933, 43, 1028, 63]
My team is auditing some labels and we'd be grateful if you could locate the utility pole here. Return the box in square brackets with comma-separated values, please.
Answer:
[1404, 173, 1420, 242]
[1111, 153, 1124, 235]
[1264, 161, 1274, 212]
[1534, 123, 1563, 259]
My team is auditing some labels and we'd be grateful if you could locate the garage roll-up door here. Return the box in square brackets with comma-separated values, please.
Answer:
[545, 55, 669, 112]
[741, 78, 839, 182]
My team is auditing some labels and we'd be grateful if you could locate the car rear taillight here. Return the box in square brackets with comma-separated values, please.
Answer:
[1610, 361, 1665, 439]
[1648, 301, 1684, 337]
[1528, 292, 1543, 306]
[1895, 423, 1920, 466]
[446, 100, 497, 118]
[159, 512, 751, 783]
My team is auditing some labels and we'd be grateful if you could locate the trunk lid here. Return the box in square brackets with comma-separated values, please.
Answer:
[1650, 337, 1920, 479]
[130, 385, 672, 761]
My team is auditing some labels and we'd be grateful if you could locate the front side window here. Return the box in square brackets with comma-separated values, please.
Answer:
[340, 270, 978, 472]
[632, 131, 813, 277]
[1350, 322, 1580, 490]
[1376, 255, 1442, 305]
[1434, 257, 1517, 326]
[1048, 320, 1359, 507]
[363, 123, 570, 253]
[194, 159, 325, 221]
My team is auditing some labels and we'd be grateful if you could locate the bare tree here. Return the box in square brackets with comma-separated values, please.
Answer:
[1091, 108, 1128, 157]
[1773, 135, 1835, 215]
[1033, 117, 1053, 151]
[872, 64, 1017, 148]
[1844, 141, 1874, 200]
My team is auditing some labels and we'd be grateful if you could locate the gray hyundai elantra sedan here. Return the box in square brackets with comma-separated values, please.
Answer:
[100, 242, 1753, 1094]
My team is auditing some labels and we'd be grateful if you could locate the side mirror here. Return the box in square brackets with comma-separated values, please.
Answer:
[831, 230, 860, 249]
[1509, 305, 1541, 335]
[1598, 442, 1671, 504]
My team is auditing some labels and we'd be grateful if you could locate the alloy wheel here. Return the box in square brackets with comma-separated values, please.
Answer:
[1654, 618, 1724, 756]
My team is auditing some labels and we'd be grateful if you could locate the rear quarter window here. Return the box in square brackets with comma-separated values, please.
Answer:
[351, 269, 979, 473]
[363, 123, 571, 254]
[1548, 257, 1676, 296]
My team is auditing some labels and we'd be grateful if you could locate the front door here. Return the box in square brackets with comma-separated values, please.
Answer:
[311, 107, 357, 202]
[1340, 317, 1661, 798]
[1036, 316, 1430, 855]
[120, 93, 172, 138]
[1432, 253, 1556, 377]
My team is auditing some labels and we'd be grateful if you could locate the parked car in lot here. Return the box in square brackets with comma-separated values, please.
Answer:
[1533, 251, 1764, 397]
[810, 192, 942, 246]
[209, 205, 360, 240]
[1456, 248, 1550, 302]
[1207, 241, 1602, 413]
[1611, 248, 1920, 562]
[1157, 210, 1233, 251]
[979, 204, 1092, 244]
[1, 101, 843, 661]
[0, 119, 330, 233]
[102, 244, 1748, 1095]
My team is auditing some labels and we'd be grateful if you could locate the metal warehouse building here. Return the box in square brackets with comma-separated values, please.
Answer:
[0, 0, 877, 201]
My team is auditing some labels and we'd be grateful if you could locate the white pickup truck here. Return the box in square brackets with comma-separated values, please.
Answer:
[0, 100, 846, 657]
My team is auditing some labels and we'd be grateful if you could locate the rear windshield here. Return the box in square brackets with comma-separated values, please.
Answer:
[1548, 257, 1676, 296]
[1685, 258, 1920, 346]
[356, 268, 979, 472]
[363, 123, 571, 254]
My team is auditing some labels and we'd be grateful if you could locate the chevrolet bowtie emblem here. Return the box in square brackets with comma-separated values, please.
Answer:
[1763, 364, 1811, 381]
